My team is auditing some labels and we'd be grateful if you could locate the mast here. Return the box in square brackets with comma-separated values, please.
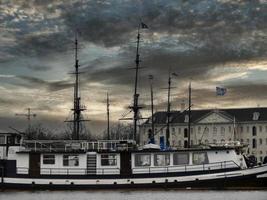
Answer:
[15, 108, 36, 135]
[71, 32, 85, 140]
[130, 23, 143, 142]
[166, 71, 171, 148]
[187, 82, 192, 148]
[107, 92, 110, 140]
[149, 75, 155, 143]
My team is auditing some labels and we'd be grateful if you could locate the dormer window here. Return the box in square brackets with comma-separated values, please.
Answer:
[253, 112, 260, 120]
[184, 115, 189, 123]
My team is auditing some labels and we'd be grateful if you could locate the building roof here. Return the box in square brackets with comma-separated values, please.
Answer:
[144, 107, 267, 125]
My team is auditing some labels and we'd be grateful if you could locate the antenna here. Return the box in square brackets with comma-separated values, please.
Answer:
[15, 108, 37, 134]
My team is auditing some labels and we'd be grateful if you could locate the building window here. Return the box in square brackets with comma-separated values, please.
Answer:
[259, 138, 263, 145]
[213, 139, 217, 144]
[205, 127, 209, 133]
[252, 139, 257, 149]
[252, 126, 257, 136]
[0, 136, 5, 144]
[213, 127, 217, 135]
[154, 153, 170, 166]
[198, 126, 201, 134]
[192, 152, 209, 165]
[184, 140, 188, 148]
[173, 153, 189, 165]
[221, 127, 225, 136]
[43, 154, 55, 165]
[101, 154, 117, 166]
[172, 127, 175, 133]
[63, 155, 79, 166]
[260, 126, 262, 132]
[184, 128, 188, 137]
[265, 126, 267, 132]
[135, 154, 151, 167]
[247, 126, 250, 133]
[178, 128, 181, 134]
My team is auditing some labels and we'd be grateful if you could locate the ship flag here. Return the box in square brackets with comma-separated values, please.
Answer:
[141, 22, 148, 29]
[216, 86, 227, 96]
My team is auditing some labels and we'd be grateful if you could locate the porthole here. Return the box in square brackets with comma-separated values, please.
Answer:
[113, 182, 117, 185]
[131, 181, 134, 184]
[152, 180, 156, 184]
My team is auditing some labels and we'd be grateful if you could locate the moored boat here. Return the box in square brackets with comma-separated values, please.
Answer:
[0, 136, 267, 189]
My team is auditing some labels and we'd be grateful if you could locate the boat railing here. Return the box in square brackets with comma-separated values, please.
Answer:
[20, 140, 135, 152]
[16, 167, 120, 175]
[132, 160, 240, 174]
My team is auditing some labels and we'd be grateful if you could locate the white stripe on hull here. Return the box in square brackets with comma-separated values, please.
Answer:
[3, 165, 267, 186]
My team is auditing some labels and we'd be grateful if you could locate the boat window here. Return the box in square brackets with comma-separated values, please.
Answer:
[0, 136, 5, 144]
[173, 153, 189, 165]
[63, 155, 79, 166]
[154, 153, 170, 166]
[43, 154, 55, 165]
[101, 154, 117, 166]
[135, 154, 151, 167]
[192, 152, 209, 165]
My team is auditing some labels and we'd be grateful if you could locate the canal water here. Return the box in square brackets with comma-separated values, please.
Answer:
[0, 190, 267, 200]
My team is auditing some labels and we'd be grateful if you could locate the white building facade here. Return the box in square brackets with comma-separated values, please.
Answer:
[140, 108, 267, 162]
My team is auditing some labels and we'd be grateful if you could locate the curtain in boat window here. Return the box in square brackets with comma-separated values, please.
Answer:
[63, 155, 79, 166]
[135, 154, 151, 166]
[101, 154, 117, 166]
[173, 153, 189, 165]
[154, 153, 170, 166]
[192, 152, 209, 165]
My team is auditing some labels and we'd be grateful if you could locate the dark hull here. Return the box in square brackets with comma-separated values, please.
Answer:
[1, 174, 266, 190]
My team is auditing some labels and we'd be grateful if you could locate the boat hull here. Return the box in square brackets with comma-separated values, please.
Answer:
[1, 166, 267, 190]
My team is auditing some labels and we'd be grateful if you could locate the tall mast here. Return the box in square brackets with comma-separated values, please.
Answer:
[132, 23, 142, 141]
[107, 92, 110, 140]
[72, 32, 83, 140]
[187, 82, 192, 148]
[149, 75, 155, 142]
[166, 71, 171, 148]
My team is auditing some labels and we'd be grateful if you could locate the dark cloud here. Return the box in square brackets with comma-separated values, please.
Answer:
[16, 76, 73, 91]
[1, 0, 267, 134]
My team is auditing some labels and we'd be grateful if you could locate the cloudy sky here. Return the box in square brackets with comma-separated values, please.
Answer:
[0, 0, 266, 135]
